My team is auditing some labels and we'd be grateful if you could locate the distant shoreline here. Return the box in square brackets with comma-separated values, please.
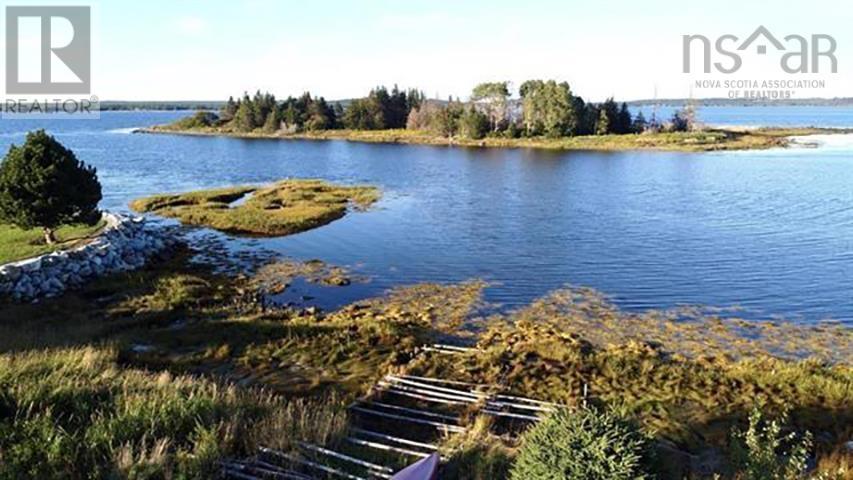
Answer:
[136, 125, 852, 152]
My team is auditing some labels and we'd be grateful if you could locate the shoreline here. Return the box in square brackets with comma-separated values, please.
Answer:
[136, 125, 853, 152]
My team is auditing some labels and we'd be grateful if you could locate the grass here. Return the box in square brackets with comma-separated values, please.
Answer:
[0, 219, 105, 264]
[129, 179, 380, 236]
[0, 345, 348, 479]
[1, 245, 850, 478]
[142, 124, 847, 152]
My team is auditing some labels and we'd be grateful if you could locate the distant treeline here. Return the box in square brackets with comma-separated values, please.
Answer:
[180, 82, 698, 138]
[99, 101, 225, 111]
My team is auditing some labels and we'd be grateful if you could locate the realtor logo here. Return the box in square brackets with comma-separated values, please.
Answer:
[5, 6, 91, 94]
[683, 25, 837, 74]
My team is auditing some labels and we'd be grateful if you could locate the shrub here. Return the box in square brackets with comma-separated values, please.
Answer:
[0, 130, 101, 244]
[510, 407, 655, 480]
[730, 409, 820, 480]
[172, 111, 219, 129]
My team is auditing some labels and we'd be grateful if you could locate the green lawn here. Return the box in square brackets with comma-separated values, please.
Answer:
[0, 220, 106, 264]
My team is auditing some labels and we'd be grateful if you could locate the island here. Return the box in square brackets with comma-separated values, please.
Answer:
[139, 81, 850, 152]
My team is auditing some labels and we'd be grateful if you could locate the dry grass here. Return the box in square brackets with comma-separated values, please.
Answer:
[130, 179, 380, 236]
[0, 345, 348, 479]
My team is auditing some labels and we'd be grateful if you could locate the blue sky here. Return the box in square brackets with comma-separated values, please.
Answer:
[12, 0, 853, 101]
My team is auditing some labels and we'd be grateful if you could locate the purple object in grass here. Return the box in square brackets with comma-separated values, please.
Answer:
[390, 453, 439, 480]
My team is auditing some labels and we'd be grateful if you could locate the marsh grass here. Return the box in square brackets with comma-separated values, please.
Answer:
[0, 219, 106, 264]
[404, 288, 852, 477]
[130, 179, 380, 236]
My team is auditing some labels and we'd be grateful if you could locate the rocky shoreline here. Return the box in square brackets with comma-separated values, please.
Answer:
[0, 212, 171, 301]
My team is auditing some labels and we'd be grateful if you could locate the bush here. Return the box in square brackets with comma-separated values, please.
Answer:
[173, 111, 219, 129]
[730, 409, 817, 480]
[510, 407, 655, 480]
[0, 130, 101, 244]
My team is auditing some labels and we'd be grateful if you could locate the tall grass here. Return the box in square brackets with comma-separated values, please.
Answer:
[0, 345, 347, 479]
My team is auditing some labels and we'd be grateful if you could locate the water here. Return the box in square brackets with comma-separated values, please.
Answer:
[1, 107, 852, 324]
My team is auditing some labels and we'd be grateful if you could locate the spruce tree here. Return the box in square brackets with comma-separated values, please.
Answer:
[0, 130, 101, 244]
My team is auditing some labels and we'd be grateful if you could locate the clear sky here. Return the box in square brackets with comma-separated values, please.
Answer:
[9, 0, 853, 101]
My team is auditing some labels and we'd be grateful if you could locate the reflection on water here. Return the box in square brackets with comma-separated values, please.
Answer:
[1, 109, 853, 324]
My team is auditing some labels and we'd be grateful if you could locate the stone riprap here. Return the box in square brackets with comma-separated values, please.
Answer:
[0, 213, 170, 301]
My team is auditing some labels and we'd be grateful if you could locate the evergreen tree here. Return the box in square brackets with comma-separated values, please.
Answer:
[595, 108, 610, 135]
[261, 108, 281, 133]
[232, 99, 255, 132]
[221, 96, 238, 122]
[458, 106, 489, 139]
[601, 98, 619, 134]
[573, 97, 594, 136]
[632, 111, 647, 133]
[616, 102, 633, 134]
[0, 130, 101, 244]
[432, 98, 463, 138]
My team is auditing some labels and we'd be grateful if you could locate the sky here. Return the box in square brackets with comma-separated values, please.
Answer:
[4, 0, 852, 101]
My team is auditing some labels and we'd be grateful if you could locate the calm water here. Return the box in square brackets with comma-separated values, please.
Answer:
[1, 106, 853, 324]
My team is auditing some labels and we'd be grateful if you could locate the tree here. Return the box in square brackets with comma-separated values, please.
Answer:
[432, 98, 463, 138]
[220, 96, 238, 122]
[0, 130, 101, 244]
[595, 108, 610, 135]
[471, 82, 510, 132]
[458, 106, 489, 139]
[632, 111, 647, 133]
[343, 98, 378, 130]
[261, 108, 281, 133]
[232, 93, 256, 132]
[616, 102, 633, 134]
[670, 111, 690, 132]
[519, 80, 577, 137]
[511, 408, 655, 480]
[600, 98, 620, 134]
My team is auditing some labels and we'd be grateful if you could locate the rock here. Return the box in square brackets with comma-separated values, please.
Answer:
[0, 211, 168, 302]
[0, 264, 21, 281]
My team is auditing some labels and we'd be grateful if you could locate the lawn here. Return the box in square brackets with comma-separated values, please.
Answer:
[0, 219, 106, 264]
